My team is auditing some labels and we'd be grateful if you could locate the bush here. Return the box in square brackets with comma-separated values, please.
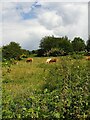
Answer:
[44, 48, 67, 57]
[71, 53, 84, 59]
[85, 52, 90, 56]
[41, 60, 90, 119]
[2, 58, 90, 119]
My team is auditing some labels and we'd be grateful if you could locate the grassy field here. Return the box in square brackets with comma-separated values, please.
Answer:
[2, 56, 90, 119]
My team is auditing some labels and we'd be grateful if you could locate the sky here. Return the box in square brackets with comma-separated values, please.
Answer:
[1, 0, 88, 50]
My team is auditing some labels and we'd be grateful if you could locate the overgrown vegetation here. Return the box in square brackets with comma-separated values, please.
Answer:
[2, 35, 89, 59]
[1, 35, 90, 119]
[2, 42, 30, 61]
[86, 36, 90, 52]
[2, 57, 90, 119]
[38, 36, 86, 57]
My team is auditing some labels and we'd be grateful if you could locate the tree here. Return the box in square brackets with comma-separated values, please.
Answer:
[86, 35, 90, 52]
[58, 36, 73, 54]
[2, 42, 22, 60]
[40, 36, 56, 51]
[72, 37, 86, 52]
[39, 36, 73, 56]
[36, 49, 45, 57]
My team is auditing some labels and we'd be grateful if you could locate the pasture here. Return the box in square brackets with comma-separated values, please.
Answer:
[2, 56, 90, 119]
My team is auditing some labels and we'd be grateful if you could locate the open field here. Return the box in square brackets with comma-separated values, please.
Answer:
[2, 56, 90, 119]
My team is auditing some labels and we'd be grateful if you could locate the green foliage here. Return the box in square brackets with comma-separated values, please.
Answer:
[58, 36, 73, 53]
[72, 37, 86, 52]
[21, 49, 31, 57]
[39, 36, 73, 56]
[2, 42, 31, 61]
[2, 57, 90, 119]
[2, 42, 22, 60]
[44, 48, 66, 56]
[36, 49, 45, 57]
[86, 36, 90, 52]
[40, 35, 56, 51]
[71, 53, 84, 59]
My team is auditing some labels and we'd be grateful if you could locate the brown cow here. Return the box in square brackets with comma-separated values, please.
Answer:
[46, 58, 57, 63]
[26, 58, 33, 63]
[86, 56, 90, 60]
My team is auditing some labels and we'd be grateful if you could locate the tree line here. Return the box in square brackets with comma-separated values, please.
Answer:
[1, 35, 90, 61]
[37, 35, 90, 57]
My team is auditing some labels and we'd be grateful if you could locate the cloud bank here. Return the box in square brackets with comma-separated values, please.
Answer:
[1, 1, 88, 50]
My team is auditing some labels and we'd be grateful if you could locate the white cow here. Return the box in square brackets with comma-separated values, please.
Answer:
[46, 58, 52, 63]
[46, 58, 57, 63]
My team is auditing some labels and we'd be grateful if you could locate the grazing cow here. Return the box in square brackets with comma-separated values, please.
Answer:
[46, 58, 57, 63]
[46, 58, 51, 63]
[26, 58, 33, 63]
[86, 56, 90, 60]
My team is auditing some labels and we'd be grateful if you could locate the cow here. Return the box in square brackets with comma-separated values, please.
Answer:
[26, 58, 33, 63]
[46, 58, 57, 63]
[46, 58, 52, 63]
[86, 56, 90, 60]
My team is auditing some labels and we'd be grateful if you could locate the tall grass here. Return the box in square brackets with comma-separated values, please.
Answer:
[2, 57, 90, 119]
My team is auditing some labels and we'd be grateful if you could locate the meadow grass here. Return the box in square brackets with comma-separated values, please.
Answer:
[2, 56, 90, 119]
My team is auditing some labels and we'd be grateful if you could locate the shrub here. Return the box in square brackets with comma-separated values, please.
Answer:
[44, 48, 67, 57]
[2, 58, 90, 119]
[71, 53, 83, 59]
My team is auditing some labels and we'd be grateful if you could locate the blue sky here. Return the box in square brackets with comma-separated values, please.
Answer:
[1, 0, 88, 50]
[16, 1, 41, 20]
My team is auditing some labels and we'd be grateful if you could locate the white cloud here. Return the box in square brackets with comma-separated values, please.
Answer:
[38, 10, 63, 29]
[51, 3, 88, 41]
[36, 2, 88, 40]
[1, 0, 89, 2]
[1, 2, 88, 50]
[2, 19, 53, 50]
[0, 3, 2, 47]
